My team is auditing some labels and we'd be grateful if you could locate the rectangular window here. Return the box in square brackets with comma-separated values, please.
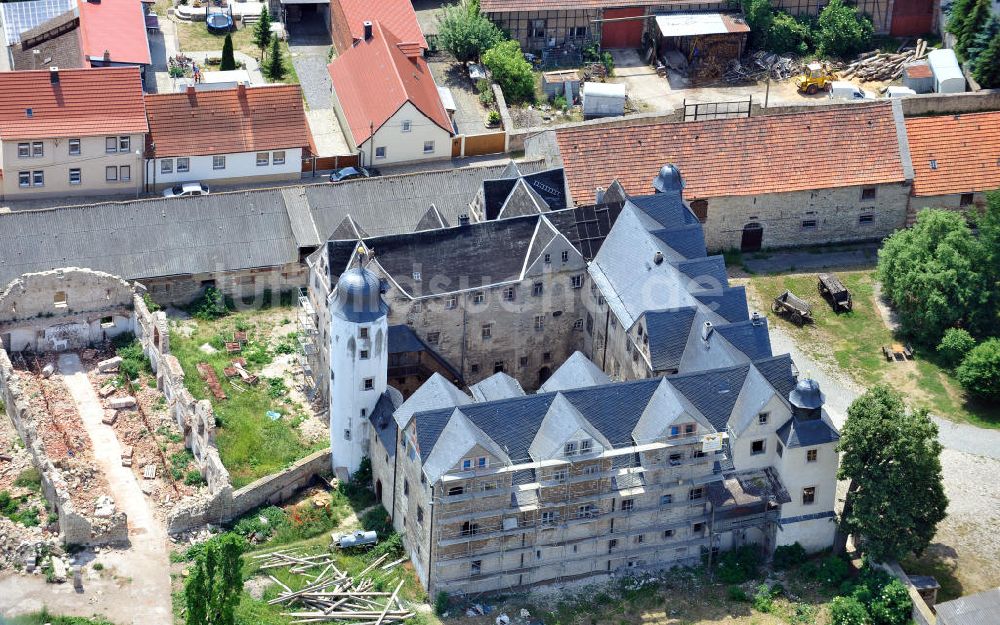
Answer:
[17, 143, 30, 158]
[161, 159, 173, 174]
[580, 439, 592, 454]
[564, 441, 577, 456]
[573, 318, 584, 330]
[532, 282, 543, 296]
[960, 193, 974, 207]
[375, 146, 387, 159]
[802, 486, 816, 505]
[552, 469, 567, 482]
[359, 327, 369, 339]
[18, 172, 30, 188]
[668, 452, 682, 466]
[272, 151, 285, 165]
[541, 511, 556, 525]
[620, 499, 634, 512]
[544, 253, 551, 263]
[106, 137, 117, 153]
[561, 250, 569, 262]
[584, 465, 599, 475]
[471, 560, 481, 576]
[801, 219, 817, 230]
[482, 323, 492, 339]
[473, 292, 485, 304]
[660, 494, 673, 505]
[751, 439, 766, 455]
[69, 168, 81, 185]
[426, 331, 440, 345]
[423, 140, 435, 154]
[503, 286, 515, 301]
[608, 539, 618, 552]
[684, 423, 696, 436]
[256, 152, 269, 166]
[861, 186, 877, 201]
[417, 507, 424, 525]
[344, 429, 351, 440]
[477, 456, 487, 468]
[519, 356, 528, 367]
[693, 522, 705, 533]
[758, 412, 769, 425]
[493, 360, 505, 373]
[177, 157, 190, 172]
[363, 377, 374, 390]
[573, 26, 587, 38]
[213, 155, 226, 170]
[806, 449, 818, 463]
[32, 171, 43, 187]
[776, 441, 783, 457]
[543, 352, 551, 362]
[118, 136, 130, 152]
[462, 459, 472, 470]
[32, 142, 43, 157]
[689, 487, 703, 501]
[120, 165, 130, 182]
[471, 363, 480, 374]
[571, 275, 583, 289]
[530, 18, 545, 38]
[402, 120, 412, 132]
[359, 349, 370, 360]
[633, 534, 644, 544]
[445, 296, 457, 309]
[859, 214, 875, 225]
[663, 529, 675, 538]
[534, 315, 544, 330]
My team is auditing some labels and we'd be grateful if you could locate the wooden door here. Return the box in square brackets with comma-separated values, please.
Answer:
[601, 8, 645, 49]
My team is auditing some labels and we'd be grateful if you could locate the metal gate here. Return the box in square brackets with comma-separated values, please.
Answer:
[601, 8, 645, 49]
[683, 97, 752, 121]
[890, 0, 933, 35]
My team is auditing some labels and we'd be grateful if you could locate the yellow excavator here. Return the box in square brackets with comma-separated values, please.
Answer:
[796, 62, 836, 95]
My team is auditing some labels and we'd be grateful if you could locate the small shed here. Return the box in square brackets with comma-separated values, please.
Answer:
[927, 49, 965, 94]
[582, 81, 626, 119]
[542, 69, 581, 101]
[903, 61, 934, 93]
[654, 12, 749, 79]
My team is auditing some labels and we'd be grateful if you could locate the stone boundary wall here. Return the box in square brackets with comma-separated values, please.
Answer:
[0, 349, 128, 546]
[131, 295, 332, 533]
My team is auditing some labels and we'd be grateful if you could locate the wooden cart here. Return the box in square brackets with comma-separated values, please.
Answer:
[772, 290, 813, 325]
[818, 273, 853, 312]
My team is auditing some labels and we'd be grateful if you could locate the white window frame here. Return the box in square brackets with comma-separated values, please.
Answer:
[32, 171, 44, 187]
[401, 120, 412, 132]
[177, 157, 190, 173]
[375, 146, 387, 159]
[120, 165, 131, 182]
[272, 150, 285, 165]
[118, 136, 130, 152]
[32, 142, 43, 157]
[423, 140, 435, 154]
[571, 275, 583, 288]
[564, 441, 577, 456]
[256, 152, 269, 167]
[213, 155, 226, 170]
[18, 171, 30, 187]
[17, 143, 30, 158]
[68, 138, 81, 156]
[105, 137, 118, 153]
[68, 168, 82, 185]
[161, 159, 174, 174]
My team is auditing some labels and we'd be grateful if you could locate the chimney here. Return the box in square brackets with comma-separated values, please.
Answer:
[701, 321, 714, 342]
[594, 186, 605, 203]
[49, 67, 59, 83]
[653, 251, 664, 265]
[458, 214, 470, 226]
[751, 311, 764, 326]
[363, 21, 373, 41]
[186, 85, 197, 95]
[237, 83, 246, 97]
[103, 49, 111, 65]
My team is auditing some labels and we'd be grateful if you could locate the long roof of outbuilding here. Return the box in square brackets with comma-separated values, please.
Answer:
[556, 103, 909, 203]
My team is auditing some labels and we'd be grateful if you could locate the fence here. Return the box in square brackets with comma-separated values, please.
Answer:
[302, 154, 360, 174]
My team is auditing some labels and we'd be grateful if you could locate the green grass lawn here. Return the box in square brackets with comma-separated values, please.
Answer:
[168, 307, 325, 488]
[173, 22, 299, 85]
[10, 613, 116, 625]
[742, 270, 1000, 428]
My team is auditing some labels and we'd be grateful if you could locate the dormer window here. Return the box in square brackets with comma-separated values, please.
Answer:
[462, 458, 472, 470]
[477, 456, 488, 469]
[564, 441, 577, 456]
[580, 439, 593, 454]
[758, 412, 769, 425]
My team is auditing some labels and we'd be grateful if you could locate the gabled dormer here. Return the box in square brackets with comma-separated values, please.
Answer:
[528, 393, 610, 462]
[632, 377, 711, 444]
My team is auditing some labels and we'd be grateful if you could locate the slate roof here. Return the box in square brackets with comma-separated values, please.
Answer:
[411, 354, 797, 464]
[715, 318, 773, 361]
[644, 308, 697, 371]
[539, 351, 611, 393]
[327, 21, 450, 145]
[145, 85, 311, 157]
[470, 372, 526, 402]
[0, 67, 147, 140]
[388, 324, 426, 354]
[369, 389, 403, 458]
[775, 415, 840, 448]
[330, 0, 427, 53]
[556, 104, 907, 203]
[936, 587, 1000, 625]
[905, 112, 1000, 196]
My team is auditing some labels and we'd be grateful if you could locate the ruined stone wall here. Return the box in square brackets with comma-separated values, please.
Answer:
[0, 349, 128, 546]
[0, 268, 136, 353]
[142, 264, 308, 309]
[229, 449, 333, 519]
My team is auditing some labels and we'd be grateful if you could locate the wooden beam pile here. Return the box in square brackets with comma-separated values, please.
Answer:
[255, 551, 413, 625]
[842, 39, 928, 82]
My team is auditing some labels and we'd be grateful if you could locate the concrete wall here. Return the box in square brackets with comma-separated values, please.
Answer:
[900, 89, 1000, 116]
[0, 133, 144, 200]
[150, 148, 303, 189]
[0, 348, 129, 545]
[0, 268, 137, 353]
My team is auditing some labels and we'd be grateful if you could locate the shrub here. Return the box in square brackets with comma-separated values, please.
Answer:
[772, 542, 807, 570]
[434, 590, 450, 616]
[552, 95, 568, 110]
[831, 596, 870, 625]
[815, 554, 851, 587]
[937, 327, 976, 367]
[437, 0, 505, 63]
[184, 469, 206, 486]
[370, 531, 405, 560]
[93, 562, 105, 571]
[815, 0, 873, 58]
[487, 110, 501, 125]
[715, 545, 761, 584]
[477, 78, 495, 105]
[727, 585, 749, 602]
[190, 287, 229, 320]
[264, 38, 287, 81]
[600, 51, 614, 75]
[221, 33, 237, 71]
[869, 579, 912, 625]
[742, 0, 774, 49]
[360, 506, 392, 536]
[482, 40, 535, 104]
[957, 338, 1000, 399]
[752, 583, 774, 613]
[769, 12, 812, 54]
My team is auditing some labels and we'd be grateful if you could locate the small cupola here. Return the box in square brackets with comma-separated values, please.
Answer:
[789, 378, 824, 420]
[652, 163, 685, 194]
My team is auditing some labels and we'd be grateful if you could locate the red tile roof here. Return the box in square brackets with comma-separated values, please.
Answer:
[77, 0, 151, 66]
[481, 0, 663, 11]
[0, 67, 147, 140]
[905, 112, 1000, 197]
[328, 21, 451, 145]
[556, 103, 906, 202]
[144, 84, 311, 157]
[330, 0, 426, 53]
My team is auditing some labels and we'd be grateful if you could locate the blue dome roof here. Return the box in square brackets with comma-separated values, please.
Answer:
[789, 378, 825, 410]
[332, 267, 387, 322]
[653, 164, 685, 194]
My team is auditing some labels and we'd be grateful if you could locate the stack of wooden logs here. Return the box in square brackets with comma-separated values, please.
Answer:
[842, 39, 928, 82]
[256, 551, 412, 624]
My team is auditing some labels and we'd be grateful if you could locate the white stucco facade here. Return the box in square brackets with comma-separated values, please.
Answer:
[332, 99, 452, 167]
[148, 148, 303, 189]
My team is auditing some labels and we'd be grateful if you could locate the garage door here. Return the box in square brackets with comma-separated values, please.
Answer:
[890, 0, 933, 35]
[601, 8, 645, 49]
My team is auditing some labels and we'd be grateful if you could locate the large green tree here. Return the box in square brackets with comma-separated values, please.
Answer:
[975, 26, 1000, 90]
[956, 0, 992, 58]
[220, 34, 236, 71]
[947, 0, 976, 35]
[836, 386, 948, 562]
[252, 6, 273, 62]
[877, 207, 991, 345]
[741, 0, 774, 50]
[437, 0, 505, 63]
[185, 534, 245, 625]
[815, 0, 873, 58]
[482, 40, 535, 103]
[265, 37, 286, 81]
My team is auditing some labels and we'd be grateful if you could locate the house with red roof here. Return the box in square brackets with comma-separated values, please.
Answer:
[904, 112, 1000, 224]
[0, 66, 147, 200]
[328, 20, 453, 167]
[329, 0, 427, 55]
[538, 102, 915, 252]
[76, 0, 152, 72]
[143, 84, 311, 190]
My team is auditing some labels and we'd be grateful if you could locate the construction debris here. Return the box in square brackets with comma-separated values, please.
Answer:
[726, 51, 804, 84]
[257, 551, 413, 624]
[97, 356, 122, 373]
[109, 396, 137, 410]
[197, 363, 228, 400]
[843, 39, 929, 82]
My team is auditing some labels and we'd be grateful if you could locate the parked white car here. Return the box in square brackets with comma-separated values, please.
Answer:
[163, 182, 210, 198]
[829, 81, 878, 101]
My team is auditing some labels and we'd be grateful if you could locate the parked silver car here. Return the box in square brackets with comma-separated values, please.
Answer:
[163, 182, 210, 198]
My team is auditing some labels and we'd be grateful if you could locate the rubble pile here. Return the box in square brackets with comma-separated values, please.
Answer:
[0, 516, 50, 570]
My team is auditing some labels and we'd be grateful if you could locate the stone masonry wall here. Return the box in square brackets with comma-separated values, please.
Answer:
[0, 349, 128, 546]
